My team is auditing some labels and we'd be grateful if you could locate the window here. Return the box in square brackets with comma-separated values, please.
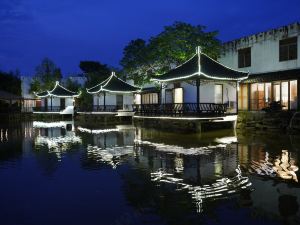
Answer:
[238, 84, 248, 110]
[116, 95, 123, 109]
[273, 84, 280, 102]
[250, 83, 265, 110]
[142, 93, 158, 104]
[238, 47, 251, 68]
[281, 82, 289, 110]
[279, 37, 297, 61]
[214, 84, 223, 104]
[173, 88, 183, 104]
[290, 80, 298, 110]
[265, 83, 271, 103]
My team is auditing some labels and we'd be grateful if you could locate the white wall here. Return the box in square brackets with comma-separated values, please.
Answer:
[219, 23, 300, 73]
[40, 97, 73, 108]
[162, 81, 236, 103]
[93, 93, 134, 110]
[161, 80, 237, 113]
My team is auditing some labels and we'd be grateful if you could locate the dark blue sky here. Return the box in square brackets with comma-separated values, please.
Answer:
[1, 0, 299, 76]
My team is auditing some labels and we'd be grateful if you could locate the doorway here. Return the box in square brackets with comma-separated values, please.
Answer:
[116, 95, 123, 110]
[60, 98, 65, 110]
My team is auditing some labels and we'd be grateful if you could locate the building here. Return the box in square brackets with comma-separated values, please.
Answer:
[133, 83, 160, 105]
[86, 72, 140, 113]
[219, 22, 300, 111]
[20, 76, 38, 112]
[34, 81, 80, 115]
[134, 47, 248, 117]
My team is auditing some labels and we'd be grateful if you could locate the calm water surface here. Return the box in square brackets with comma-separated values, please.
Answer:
[0, 121, 299, 225]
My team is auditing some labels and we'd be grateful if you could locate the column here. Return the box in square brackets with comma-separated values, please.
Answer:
[196, 78, 200, 112]
[236, 81, 239, 114]
[297, 79, 300, 111]
[103, 92, 106, 111]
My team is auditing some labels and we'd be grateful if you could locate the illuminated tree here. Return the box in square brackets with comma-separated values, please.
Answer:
[30, 57, 62, 93]
[120, 21, 221, 86]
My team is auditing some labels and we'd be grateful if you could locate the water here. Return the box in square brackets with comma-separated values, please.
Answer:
[0, 121, 299, 225]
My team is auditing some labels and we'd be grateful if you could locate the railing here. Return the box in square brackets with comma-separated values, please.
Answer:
[75, 105, 123, 112]
[133, 103, 228, 116]
[32, 106, 61, 112]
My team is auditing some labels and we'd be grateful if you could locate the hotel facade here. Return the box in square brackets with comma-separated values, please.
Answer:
[219, 22, 300, 111]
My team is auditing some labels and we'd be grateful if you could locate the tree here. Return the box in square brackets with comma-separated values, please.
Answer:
[120, 21, 221, 86]
[29, 77, 42, 93]
[30, 57, 62, 93]
[65, 78, 80, 92]
[120, 39, 152, 85]
[79, 61, 111, 87]
[0, 70, 21, 95]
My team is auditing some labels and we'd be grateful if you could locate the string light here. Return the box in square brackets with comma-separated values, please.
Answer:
[151, 47, 249, 82]
[87, 72, 141, 94]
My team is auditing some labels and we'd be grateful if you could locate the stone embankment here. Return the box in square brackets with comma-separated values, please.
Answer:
[237, 111, 300, 133]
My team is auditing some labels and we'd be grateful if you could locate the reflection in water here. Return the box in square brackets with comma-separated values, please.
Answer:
[34, 121, 81, 160]
[86, 145, 134, 169]
[135, 139, 228, 155]
[151, 165, 251, 213]
[1, 122, 300, 225]
[249, 150, 299, 182]
[0, 129, 8, 142]
[78, 126, 119, 134]
[81, 125, 135, 169]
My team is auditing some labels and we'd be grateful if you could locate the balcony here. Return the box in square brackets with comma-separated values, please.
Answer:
[133, 103, 228, 117]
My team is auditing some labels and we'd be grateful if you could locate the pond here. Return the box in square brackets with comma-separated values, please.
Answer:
[0, 121, 299, 225]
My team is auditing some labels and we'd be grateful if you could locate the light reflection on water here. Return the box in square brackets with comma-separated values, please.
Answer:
[151, 165, 251, 213]
[0, 121, 300, 225]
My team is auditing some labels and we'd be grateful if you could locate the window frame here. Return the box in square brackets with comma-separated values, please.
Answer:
[238, 47, 251, 68]
[279, 37, 297, 61]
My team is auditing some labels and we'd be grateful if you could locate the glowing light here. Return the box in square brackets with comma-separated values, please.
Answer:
[134, 139, 231, 155]
[151, 47, 249, 83]
[33, 121, 73, 129]
[35, 81, 80, 98]
[86, 145, 134, 169]
[249, 150, 298, 182]
[35, 133, 82, 160]
[87, 72, 141, 94]
[77, 127, 120, 134]
[151, 165, 251, 213]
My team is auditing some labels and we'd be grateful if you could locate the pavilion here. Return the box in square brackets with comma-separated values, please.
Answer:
[34, 81, 80, 115]
[86, 72, 140, 114]
[135, 46, 249, 117]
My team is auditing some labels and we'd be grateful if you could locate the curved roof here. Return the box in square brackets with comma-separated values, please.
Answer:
[87, 72, 140, 94]
[35, 81, 80, 98]
[151, 47, 249, 82]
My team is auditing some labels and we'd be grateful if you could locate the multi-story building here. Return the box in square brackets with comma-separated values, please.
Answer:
[219, 22, 300, 111]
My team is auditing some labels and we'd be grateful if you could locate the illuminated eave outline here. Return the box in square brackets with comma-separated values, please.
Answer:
[35, 81, 81, 98]
[86, 72, 141, 94]
[151, 72, 249, 83]
[150, 47, 249, 83]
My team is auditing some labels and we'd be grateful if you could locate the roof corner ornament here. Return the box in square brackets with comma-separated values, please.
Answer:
[197, 46, 202, 76]
[196, 46, 202, 54]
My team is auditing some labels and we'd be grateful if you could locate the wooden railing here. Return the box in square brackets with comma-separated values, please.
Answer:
[133, 103, 228, 116]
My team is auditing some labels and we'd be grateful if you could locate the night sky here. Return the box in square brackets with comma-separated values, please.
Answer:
[1, 0, 300, 76]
